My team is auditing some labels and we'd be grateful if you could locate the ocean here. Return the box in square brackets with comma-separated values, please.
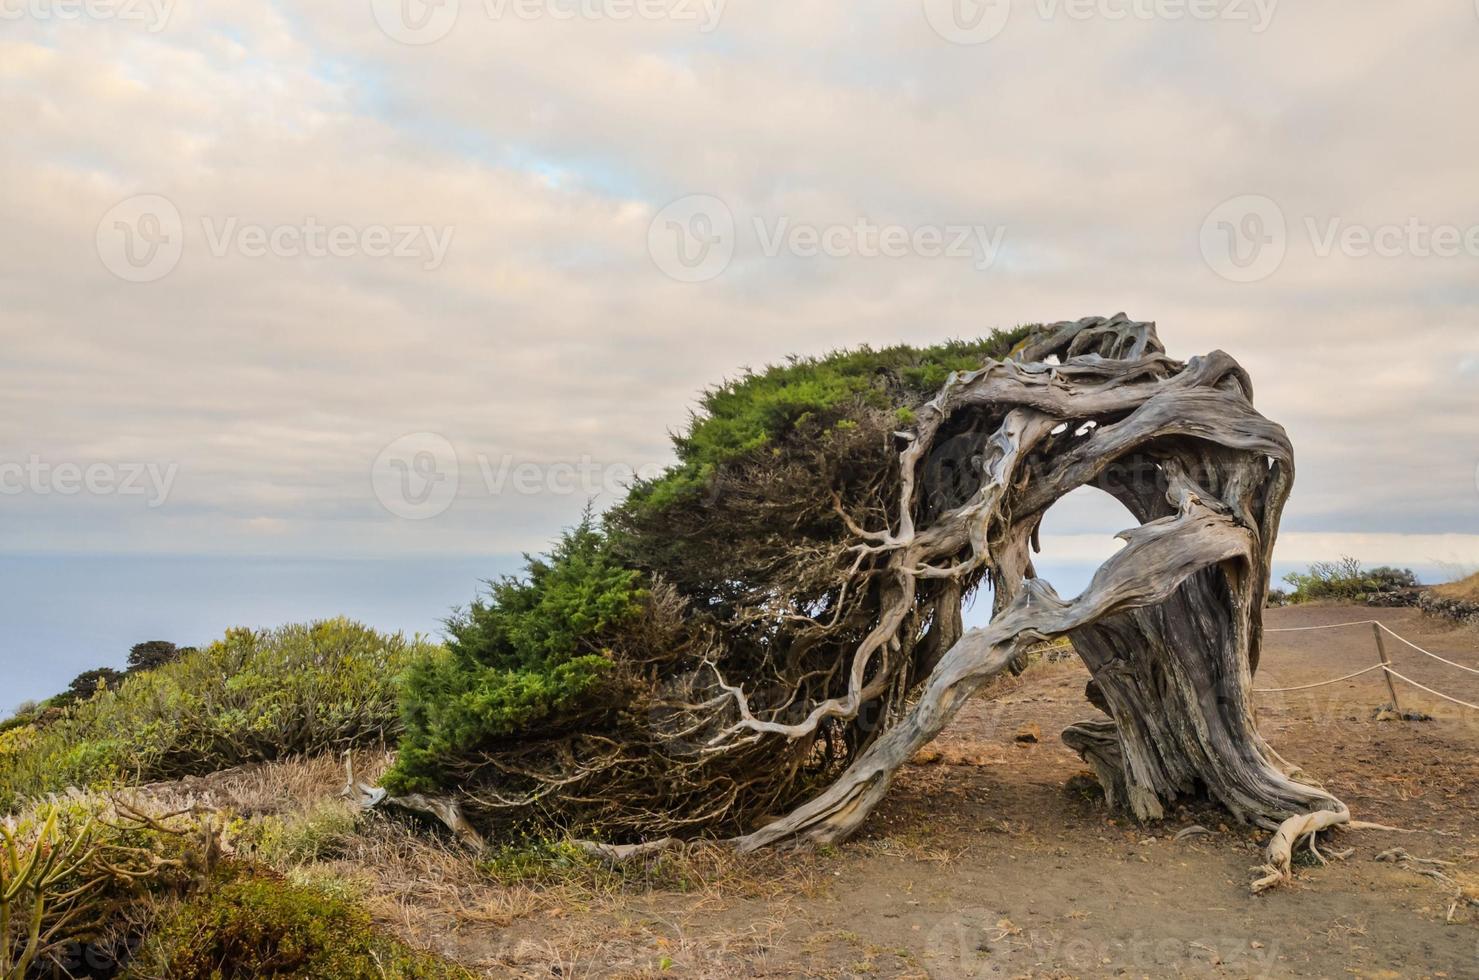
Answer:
[0, 554, 1452, 711]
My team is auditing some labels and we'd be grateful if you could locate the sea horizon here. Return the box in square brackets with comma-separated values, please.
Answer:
[2, 551, 1461, 712]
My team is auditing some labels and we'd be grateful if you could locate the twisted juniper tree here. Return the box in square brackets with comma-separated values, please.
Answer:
[374, 315, 1350, 889]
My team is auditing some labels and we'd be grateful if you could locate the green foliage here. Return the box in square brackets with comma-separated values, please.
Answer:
[0, 710, 36, 740]
[127, 641, 182, 673]
[2, 797, 219, 978]
[1282, 556, 1420, 604]
[247, 801, 364, 867]
[123, 867, 473, 980]
[623, 328, 1032, 516]
[384, 520, 644, 795]
[477, 837, 598, 886]
[0, 620, 434, 811]
[0, 724, 36, 760]
[63, 668, 123, 704]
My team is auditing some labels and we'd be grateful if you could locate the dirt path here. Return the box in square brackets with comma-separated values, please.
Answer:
[427, 605, 1479, 978]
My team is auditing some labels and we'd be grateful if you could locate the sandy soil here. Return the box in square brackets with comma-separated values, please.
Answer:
[400, 605, 1479, 979]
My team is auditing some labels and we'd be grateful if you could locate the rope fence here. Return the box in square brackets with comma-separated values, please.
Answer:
[1253, 662, 1387, 694]
[1254, 618, 1479, 712]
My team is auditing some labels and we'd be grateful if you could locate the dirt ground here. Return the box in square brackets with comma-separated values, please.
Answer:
[375, 605, 1479, 979]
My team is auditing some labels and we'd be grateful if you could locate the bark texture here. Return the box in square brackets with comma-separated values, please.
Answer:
[723, 315, 1343, 852]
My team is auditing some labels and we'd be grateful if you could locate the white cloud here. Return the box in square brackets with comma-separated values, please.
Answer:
[1, 2, 1476, 565]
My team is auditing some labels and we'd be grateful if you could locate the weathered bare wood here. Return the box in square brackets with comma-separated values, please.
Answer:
[721, 314, 1350, 886]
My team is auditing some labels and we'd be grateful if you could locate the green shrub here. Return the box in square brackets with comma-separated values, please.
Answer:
[0, 620, 437, 811]
[62, 668, 124, 704]
[123, 867, 472, 980]
[622, 329, 1032, 516]
[1282, 556, 1420, 604]
[383, 519, 644, 795]
[2, 797, 222, 978]
[248, 801, 364, 866]
[0, 724, 36, 759]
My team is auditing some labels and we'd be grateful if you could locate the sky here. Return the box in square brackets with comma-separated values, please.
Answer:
[2, 1, 1478, 700]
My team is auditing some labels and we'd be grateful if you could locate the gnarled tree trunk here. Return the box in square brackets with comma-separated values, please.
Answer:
[727, 315, 1347, 886]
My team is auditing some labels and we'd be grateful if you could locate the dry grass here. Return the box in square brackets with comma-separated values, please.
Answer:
[125, 750, 836, 977]
[1435, 572, 1479, 603]
[909, 740, 1007, 767]
[134, 747, 391, 817]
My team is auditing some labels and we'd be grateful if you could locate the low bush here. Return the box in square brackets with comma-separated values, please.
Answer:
[123, 867, 472, 980]
[247, 800, 364, 866]
[1282, 557, 1420, 604]
[0, 620, 437, 810]
[0, 724, 36, 760]
[5, 795, 470, 979]
[1, 797, 220, 978]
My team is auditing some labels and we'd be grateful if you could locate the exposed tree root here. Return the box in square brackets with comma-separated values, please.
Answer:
[1251, 809, 1410, 893]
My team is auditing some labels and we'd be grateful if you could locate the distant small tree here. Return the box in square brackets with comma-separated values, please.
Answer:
[1366, 566, 1419, 591]
[65, 668, 124, 702]
[1283, 557, 1420, 603]
[127, 640, 182, 673]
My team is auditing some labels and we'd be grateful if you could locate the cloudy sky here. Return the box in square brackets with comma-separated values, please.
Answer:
[2, 0, 1477, 580]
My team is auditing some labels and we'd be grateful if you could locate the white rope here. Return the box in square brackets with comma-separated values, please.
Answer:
[1253, 662, 1387, 693]
[1265, 619, 1376, 633]
[1376, 623, 1479, 676]
[1256, 619, 1479, 707]
[1380, 666, 1479, 712]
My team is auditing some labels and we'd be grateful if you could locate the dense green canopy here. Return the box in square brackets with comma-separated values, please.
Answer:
[383, 327, 1035, 836]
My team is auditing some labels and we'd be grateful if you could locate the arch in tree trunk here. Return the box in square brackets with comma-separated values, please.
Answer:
[726, 315, 1347, 885]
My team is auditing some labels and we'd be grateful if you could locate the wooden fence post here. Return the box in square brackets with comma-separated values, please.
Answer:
[1372, 622, 1401, 712]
